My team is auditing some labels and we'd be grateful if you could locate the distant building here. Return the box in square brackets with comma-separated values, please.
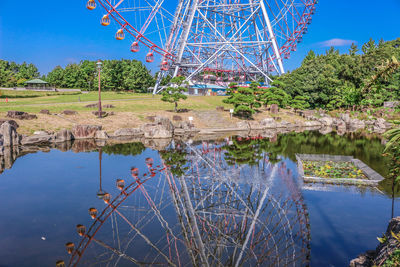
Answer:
[189, 84, 227, 96]
[24, 79, 52, 90]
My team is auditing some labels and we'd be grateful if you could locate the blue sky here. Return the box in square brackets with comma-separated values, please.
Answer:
[1, 0, 400, 75]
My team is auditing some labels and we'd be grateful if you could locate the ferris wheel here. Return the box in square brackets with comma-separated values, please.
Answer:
[85, 0, 318, 92]
[57, 140, 310, 266]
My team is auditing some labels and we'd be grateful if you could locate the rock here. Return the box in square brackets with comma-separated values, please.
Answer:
[103, 104, 115, 108]
[173, 115, 182, 121]
[248, 121, 264, 130]
[260, 118, 277, 128]
[21, 133, 53, 145]
[349, 252, 375, 267]
[62, 110, 78, 115]
[54, 129, 74, 143]
[340, 113, 351, 125]
[0, 120, 19, 129]
[278, 120, 291, 128]
[270, 104, 279, 114]
[384, 101, 400, 108]
[175, 121, 194, 131]
[154, 116, 174, 132]
[0, 122, 20, 146]
[319, 116, 334, 126]
[85, 103, 98, 108]
[216, 106, 225, 112]
[304, 120, 322, 127]
[72, 125, 102, 139]
[6, 111, 37, 120]
[140, 116, 174, 139]
[114, 128, 143, 137]
[319, 126, 333, 135]
[350, 217, 400, 267]
[236, 121, 250, 130]
[33, 131, 49, 135]
[92, 111, 107, 117]
[95, 130, 109, 140]
[141, 124, 173, 139]
[39, 110, 50, 115]
[375, 118, 387, 130]
[349, 119, 365, 130]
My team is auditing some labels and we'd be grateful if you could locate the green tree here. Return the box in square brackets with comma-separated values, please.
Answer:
[46, 66, 65, 88]
[161, 76, 188, 112]
[291, 95, 310, 111]
[223, 81, 261, 119]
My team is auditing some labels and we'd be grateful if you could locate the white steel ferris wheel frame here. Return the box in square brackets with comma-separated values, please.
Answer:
[89, 0, 318, 94]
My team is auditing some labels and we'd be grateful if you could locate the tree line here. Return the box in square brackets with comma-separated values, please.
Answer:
[276, 38, 400, 110]
[0, 59, 156, 92]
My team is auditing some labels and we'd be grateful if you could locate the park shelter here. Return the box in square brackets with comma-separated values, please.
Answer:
[24, 79, 52, 90]
[189, 84, 227, 96]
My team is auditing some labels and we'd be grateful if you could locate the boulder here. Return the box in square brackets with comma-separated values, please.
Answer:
[95, 130, 109, 140]
[33, 131, 49, 135]
[173, 115, 183, 121]
[21, 133, 53, 145]
[154, 116, 174, 132]
[319, 116, 334, 126]
[0, 119, 19, 129]
[72, 125, 102, 139]
[236, 121, 250, 130]
[141, 124, 173, 139]
[39, 110, 50, 115]
[114, 128, 143, 137]
[248, 121, 264, 130]
[304, 120, 322, 127]
[62, 110, 78, 115]
[384, 101, 400, 108]
[175, 121, 194, 131]
[92, 111, 107, 117]
[340, 113, 351, 125]
[0, 121, 20, 146]
[54, 129, 74, 143]
[6, 111, 37, 120]
[349, 119, 365, 130]
[260, 118, 277, 128]
[270, 104, 279, 114]
[375, 118, 387, 130]
[85, 103, 98, 108]
[103, 104, 115, 108]
[278, 120, 291, 128]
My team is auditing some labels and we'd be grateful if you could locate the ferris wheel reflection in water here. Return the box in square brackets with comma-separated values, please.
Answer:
[57, 139, 311, 266]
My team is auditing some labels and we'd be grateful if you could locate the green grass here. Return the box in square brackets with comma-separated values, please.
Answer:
[0, 91, 230, 113]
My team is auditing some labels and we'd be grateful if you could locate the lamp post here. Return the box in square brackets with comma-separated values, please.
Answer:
[96, 60, 103, 118]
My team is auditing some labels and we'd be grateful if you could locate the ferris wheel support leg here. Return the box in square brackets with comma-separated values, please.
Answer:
[260, 0, 285, 75]
[172, 0, 200, 78]
[153, 71, 166, 95]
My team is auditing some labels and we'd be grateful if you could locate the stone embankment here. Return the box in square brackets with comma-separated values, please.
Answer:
[350, 217, 400, 266]
[0, 116, 199, 148]
[233, 113, 391, 134]
[0, 112, 393, 148]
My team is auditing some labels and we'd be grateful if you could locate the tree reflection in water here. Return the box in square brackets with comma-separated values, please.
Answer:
[61, 139, 311, 267]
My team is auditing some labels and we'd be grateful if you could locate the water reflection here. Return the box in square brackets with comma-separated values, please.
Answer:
[62, 140, 311, 266]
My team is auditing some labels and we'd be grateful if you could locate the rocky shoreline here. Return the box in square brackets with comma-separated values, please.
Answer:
[350, 217, 400, 266]
[0, 111, 392, 150]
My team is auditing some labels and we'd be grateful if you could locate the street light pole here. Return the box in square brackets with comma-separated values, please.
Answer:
[97, 60, 103, 118]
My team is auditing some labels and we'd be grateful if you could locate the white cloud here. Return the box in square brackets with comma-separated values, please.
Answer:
[318, 38, 357, 47]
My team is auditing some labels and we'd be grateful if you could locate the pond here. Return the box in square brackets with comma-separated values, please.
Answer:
[0, 131, 398, 266]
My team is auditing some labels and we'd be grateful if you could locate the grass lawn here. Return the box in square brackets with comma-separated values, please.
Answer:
[0, 90, 231, 113]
